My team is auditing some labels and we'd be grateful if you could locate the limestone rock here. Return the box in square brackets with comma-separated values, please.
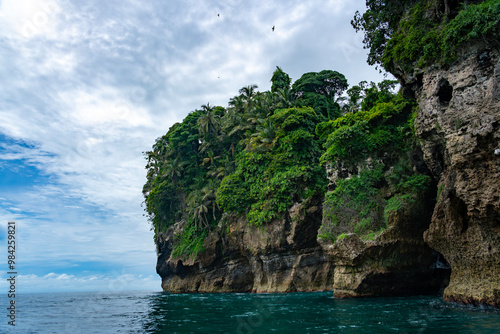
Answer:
[156, 196, 335, 293]
[324, 192, 450, 298]
[412, 45, 500, 307]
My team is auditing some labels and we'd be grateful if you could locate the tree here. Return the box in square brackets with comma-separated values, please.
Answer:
[345, 81, 367, 113]
[270, 66, 291, 93]
[274, 87, 294, 109]
[197, 103, 223, 155]
[197, 103, 221, 138]
[228, 95, 245, 114]
[162, 156, 186, 187]
[361, 80, 398, 111]
[351, 0, 413, 67]
[250, 118, 276, 151]
[239, 84, 258, 99]
[292, 70, 348, 100]
[217, 106, 327, 226]
[239, 84, 259, 112]
[292, 70, 348, 120]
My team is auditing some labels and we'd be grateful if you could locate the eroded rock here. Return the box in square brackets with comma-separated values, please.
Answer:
[414, 45, 500, 307]
[323, 191, 450, 298]
[156, 196, 335, 293]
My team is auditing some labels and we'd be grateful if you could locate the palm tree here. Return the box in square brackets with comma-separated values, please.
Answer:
[212, 156, 235, 179]
[253, 91, 275, 116]
[186, 179, 220, 230]
[192, 204, 209, 230]
[162, 156, 186, 188]
[201, 180, 219, 222]
[197, 103, 221, 138]
[249, 118, 276, 151]
[223, 107, 252, 150]
[145, 136, 172, 181]
[274, 87, 294, 109]
[228, 95, 245, 114]
[202, 150, 221, 179]
[186, 190, 206, 230]
[202, 150, 221, 166]
[239, 84, 258, 100]
[197, 103, 222, 155]
[239, 84, 258, 113]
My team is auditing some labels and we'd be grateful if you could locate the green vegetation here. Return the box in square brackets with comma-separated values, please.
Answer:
[144, 0, 489, 256]
[172, 223, 207, 259]
[292, 70, 348, 120]
[217, 106, 326, 226]
[319, 93, 412, 166]
[353, 0, 500, 72]
[336, 233, 349, 242]
[144, 67, 345, 256]
[143, 67, 433, 255]
[362, 229, 386, 241]
[319, 84, 432, 240]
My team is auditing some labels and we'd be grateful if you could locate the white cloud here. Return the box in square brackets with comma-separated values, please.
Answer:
[0, 272, 160, 292]
[0, 0, 390, 293]
[0, 0, 63, 39]
[60, 87, 153, 127]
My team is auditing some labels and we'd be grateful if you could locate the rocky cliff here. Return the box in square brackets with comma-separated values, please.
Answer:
[324, 42, 500, 307]
[157, 187, 450, 297]
[408, 45, 500, 307]
[321, 189, 450, 298]
[153, 5, 499, 306]
[155, 46, 499, 307]
[156, 196, 335, 293]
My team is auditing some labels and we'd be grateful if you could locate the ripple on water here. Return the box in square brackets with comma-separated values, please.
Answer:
[3, 291, 500, 334]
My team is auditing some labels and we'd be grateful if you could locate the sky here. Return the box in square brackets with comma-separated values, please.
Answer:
[0, 0, 391, 293]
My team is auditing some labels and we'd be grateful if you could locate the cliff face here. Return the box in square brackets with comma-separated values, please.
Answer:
[322, 190, 450, 298]
[154, 36, 499, 307]
[157, 189, 450, 296]
[156, 196, 335, 293]
[407, 45, 500, 307]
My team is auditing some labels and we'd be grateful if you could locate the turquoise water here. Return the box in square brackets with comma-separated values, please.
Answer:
[3, 291, 499, 333]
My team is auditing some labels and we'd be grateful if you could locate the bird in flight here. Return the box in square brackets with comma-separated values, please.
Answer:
[272, 25, 275, 31]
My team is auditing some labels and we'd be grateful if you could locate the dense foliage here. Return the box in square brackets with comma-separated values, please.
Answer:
[144, 68, 347, 256]
[353, 0, 499, 71]
[217, 106, 326, 226]
[143, 61, 432, 255]
[143, 0, 493, 257]
[318, 85, 432, 242]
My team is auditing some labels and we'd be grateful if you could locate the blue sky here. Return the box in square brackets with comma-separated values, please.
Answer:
[0, 0, 390, 293]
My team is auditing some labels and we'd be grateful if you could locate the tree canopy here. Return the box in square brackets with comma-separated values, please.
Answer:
[292, 70, 348, 120]
[143, 0, 500, 258]
[352, 0, 499, 72]
[144, 67, 424, 256]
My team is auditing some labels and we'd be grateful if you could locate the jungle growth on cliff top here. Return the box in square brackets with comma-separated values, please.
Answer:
[143, 0, 499, 257]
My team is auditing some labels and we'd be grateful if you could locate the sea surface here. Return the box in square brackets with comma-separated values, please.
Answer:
[2, 290, 499, 333]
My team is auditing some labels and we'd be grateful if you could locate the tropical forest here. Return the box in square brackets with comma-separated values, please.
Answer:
[143, 0, 500, 307]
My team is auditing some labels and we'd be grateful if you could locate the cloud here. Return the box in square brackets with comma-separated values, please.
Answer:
[0, 271, 160, 292]
[0, 0, 64, 39]
[0, 0, 389, 292]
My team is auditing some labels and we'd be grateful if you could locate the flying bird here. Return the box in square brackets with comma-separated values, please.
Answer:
[272, 25, 275, 31]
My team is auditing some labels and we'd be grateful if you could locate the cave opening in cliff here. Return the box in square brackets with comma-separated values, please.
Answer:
[437, 79, 453, 105]
[430, 250, 452, 294]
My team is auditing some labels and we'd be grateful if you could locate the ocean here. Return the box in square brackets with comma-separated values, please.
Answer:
[2, 290, 499, 333]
